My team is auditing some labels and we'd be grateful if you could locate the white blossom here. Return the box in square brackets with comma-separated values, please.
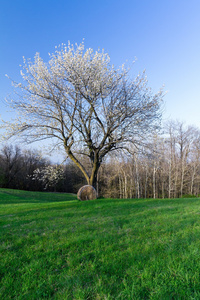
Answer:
[31, 165, 64, 190]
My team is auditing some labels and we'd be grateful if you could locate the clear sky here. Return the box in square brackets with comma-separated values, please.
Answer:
[1, 0, 200, 159]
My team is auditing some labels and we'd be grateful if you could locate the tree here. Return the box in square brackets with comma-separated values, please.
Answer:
[0, 145, 49, 190]
[31, 165, 64, 191]
[3, 41, 164, 189]
[0, 145, 22, 188]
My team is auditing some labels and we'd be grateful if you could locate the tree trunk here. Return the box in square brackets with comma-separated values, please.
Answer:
[89, 153, 100, 190]
[168, 160, 171, 199]
[89, 171, 98, 190]
[65, 145, 90, 184]
[119, 175, 122, 199]
[153, 163, 156, 199]
[144, 165, 148, 199]
[134, 154, 140, 199]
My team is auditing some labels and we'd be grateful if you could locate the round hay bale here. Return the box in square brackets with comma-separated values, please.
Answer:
[77, 185, 97, 201]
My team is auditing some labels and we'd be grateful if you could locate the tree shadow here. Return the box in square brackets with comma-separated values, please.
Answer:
[0, 189, 77, 204]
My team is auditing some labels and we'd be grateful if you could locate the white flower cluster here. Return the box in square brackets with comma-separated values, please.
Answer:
[32, 165, 64, 190]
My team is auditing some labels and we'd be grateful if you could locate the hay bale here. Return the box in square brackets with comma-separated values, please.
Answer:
[77, 185, 97, 201]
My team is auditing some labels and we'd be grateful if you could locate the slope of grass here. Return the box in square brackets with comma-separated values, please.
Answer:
[1, 188, 200, 299]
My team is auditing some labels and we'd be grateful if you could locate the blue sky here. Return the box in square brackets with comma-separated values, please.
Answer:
[1, 0, 200, 159]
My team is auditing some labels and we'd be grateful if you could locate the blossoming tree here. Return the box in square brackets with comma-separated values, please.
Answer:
[3, 42, 164, 189]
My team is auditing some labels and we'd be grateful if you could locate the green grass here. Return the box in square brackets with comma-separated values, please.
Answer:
[1, 189, 200, 299]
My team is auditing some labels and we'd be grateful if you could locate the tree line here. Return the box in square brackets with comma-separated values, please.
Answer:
[2, 41, 199, 199]
[1, 120, 200, 198]
[0, 145, 85, 193]
[99, 120, 200, 199]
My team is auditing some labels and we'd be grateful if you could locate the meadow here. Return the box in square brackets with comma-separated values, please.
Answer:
[1, 189, 200, 299]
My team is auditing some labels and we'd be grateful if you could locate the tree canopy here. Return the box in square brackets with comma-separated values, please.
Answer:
[2, 41, 164, 187]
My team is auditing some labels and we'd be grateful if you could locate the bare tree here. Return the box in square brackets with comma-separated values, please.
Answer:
[0, 145, 22, 188]
[3, 42, 164, 188]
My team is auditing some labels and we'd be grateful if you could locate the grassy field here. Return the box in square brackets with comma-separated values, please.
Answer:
[1, 189, 200, 299]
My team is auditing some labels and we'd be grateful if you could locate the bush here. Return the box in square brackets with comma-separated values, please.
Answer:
[181, 194, 197, 198]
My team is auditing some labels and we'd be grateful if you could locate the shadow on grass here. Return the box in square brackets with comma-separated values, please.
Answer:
[0, 188, 77, 204]
[1, 188, 200, 209]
